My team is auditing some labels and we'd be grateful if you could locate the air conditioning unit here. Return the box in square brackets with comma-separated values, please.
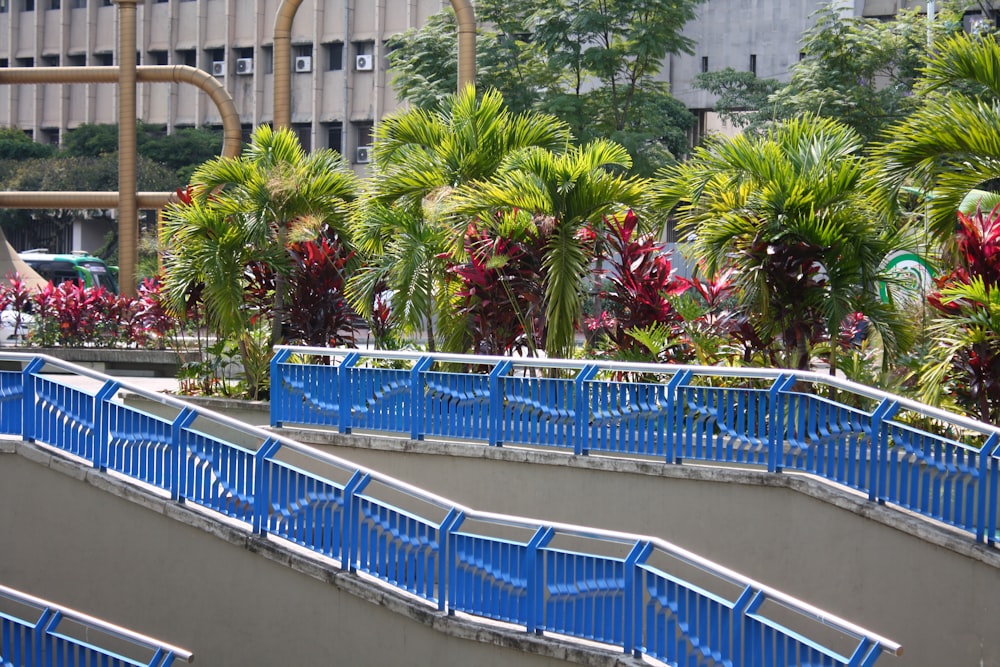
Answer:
[294, 55, 312, 73]
[355, 54, 373, 71]
[356, 146, 372, 164]
[211, 60, 225, 77]
[236, 57, 254, 75]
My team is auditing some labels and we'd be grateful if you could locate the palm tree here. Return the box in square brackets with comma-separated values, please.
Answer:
[161, 126, 358, 395]
[347, 194, 454, 352]
[173, 125, 358, 346]
[348, 85, 574, 352]
[451, 139, 652, 359]
[876, 33, 1000, 241]
[651, 115, 912, 373]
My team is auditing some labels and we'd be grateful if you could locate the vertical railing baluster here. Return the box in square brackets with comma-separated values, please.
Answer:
[623, 540, 653, 657]
[410, 356, 433, 441]
[339, 353, 359, 434]
[976, 433, 1000, 543]
[170, 408, 197, 502]
[269, 348, 293, 428]
[488, 361, 512, 447]
[524, 526, 555, 635]
[870, 399, 899, 503]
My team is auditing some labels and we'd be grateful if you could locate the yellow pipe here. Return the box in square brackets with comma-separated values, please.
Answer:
[116, 0, 138, 296]
[0, 66, 241, 159]
[0, 192, 175, 208]
[272, 0, 476, 129]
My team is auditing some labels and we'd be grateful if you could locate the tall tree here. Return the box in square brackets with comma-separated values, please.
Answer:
[348, 86, 573, 352]
[162, 125, 358, 360]
[651, 115, 913, 373]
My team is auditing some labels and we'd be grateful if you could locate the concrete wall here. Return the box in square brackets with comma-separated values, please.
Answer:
[0, 442, 645, 667]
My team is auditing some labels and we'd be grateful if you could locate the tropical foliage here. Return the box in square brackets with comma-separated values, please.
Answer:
[651, 115, 913, 372]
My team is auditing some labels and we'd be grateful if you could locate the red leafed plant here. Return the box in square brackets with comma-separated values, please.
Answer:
[924, 203, 1000, 424]
[450, 223, 547, 356]
[587, 210, 688, 357]
[283, 234, 361, 347]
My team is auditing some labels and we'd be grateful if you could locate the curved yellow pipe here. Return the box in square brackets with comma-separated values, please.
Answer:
[272, 0, 476, 129]
[0, 66, 241, 160]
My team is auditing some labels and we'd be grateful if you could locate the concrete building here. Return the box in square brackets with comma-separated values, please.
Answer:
[0, 0, 447, 164]
[663, 0, 995, 139]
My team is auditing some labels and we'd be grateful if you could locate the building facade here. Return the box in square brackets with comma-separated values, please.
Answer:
[2, 0, 995, 154]
[0, 0, 447, 164]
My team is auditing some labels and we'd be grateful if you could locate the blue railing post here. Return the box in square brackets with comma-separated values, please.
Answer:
[524, 526, 555, 635]
[339, 353, 360, 434]
[488, 360, 513, 447]
[438, 508, 464, 613]
[269, 347, 293, 427]
[93, 379, 120, 472]
[768, 375, 796, 473]
[20, 357, 44, 442]
[252, 438, 283, 535]
[846, 637, 880, 667]
[977, 433, 1000, 544]
[870, 398, 900, 503]
[34, 608, 55, 665]
[170, 408, 198, 502]
[410, 356, 434, 441]
[734, 587, 765, 665]
[342, 470, 371, 572]
[623, 540, 653, 657]
[573, 365, 599, 456]
[665, 370, 692, 464]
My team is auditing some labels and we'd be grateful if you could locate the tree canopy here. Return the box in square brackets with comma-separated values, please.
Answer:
[386, 0, 700, 175]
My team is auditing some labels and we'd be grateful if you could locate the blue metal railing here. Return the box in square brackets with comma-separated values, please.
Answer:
[0, 582, 192, 667]
[270, 346, 1000, 547]
[0, 352, 903, 666]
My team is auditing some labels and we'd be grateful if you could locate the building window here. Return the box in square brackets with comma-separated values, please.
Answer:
[41, 54, 60, 66]
[72, 0, 85, 7]
[749, 54, 756, 76]
[293, 123, 312, 153]
[16, 57, 34, 67]
[149, 50, 168, 65]
[325, 42, 343, 71]
[176, 49, 196, 67]
[260, 45, 273, 74]
[0, 0, 7, 13]
[352, 121, 373, 164]
[700, 56, 708, 73]
[67, 53, 86, 66]
[41, 128, 59, 145]
[48, 0, 59, 8]
[325, 121, 343, 155]
[23, 0, 35, 11]
[95, 52, 113, 66]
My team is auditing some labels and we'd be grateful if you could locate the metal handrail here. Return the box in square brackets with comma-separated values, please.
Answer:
[0, 583, 193, 663]
[1, 351, 903, 663]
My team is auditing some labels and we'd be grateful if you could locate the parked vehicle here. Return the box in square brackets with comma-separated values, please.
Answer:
[19, 250, 119, 294]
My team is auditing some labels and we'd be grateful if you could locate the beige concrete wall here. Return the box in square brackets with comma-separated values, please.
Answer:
[0, 443, 643, 667]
